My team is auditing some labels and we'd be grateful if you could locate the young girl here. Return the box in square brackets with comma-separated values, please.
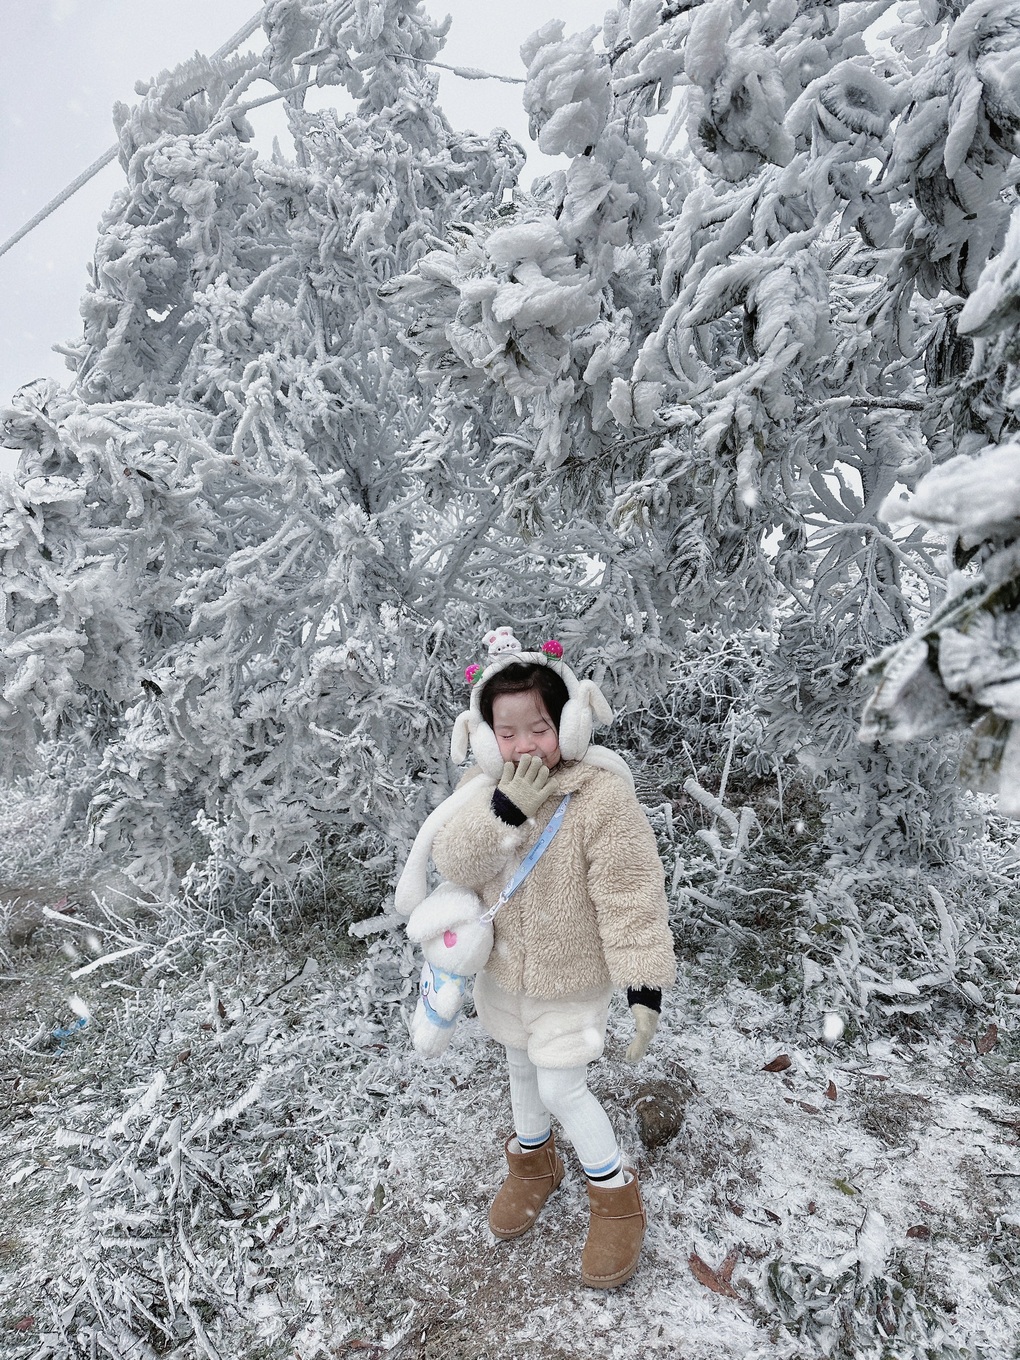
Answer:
[402, 627, 675, 1290]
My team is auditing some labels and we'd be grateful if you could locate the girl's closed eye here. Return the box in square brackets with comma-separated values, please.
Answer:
[490, 690, 562, 768]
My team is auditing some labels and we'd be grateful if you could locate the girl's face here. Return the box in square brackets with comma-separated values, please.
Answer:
[491, 689, 562, 769]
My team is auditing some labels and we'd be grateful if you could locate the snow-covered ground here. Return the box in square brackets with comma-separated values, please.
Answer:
[2, 890, 1019, 1360]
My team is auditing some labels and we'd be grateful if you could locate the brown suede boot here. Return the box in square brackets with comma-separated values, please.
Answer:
[488, 1135, 565, 1240]
[581, 1170, 647, 1289]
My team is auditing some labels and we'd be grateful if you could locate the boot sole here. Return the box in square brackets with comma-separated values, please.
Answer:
[581, 1256, 641, 1290]
[490, 1219, 539, 1241]
[488, 1172, 564, 1240]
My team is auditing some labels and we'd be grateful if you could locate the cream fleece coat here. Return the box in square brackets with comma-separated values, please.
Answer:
[431, 761, 676, 999]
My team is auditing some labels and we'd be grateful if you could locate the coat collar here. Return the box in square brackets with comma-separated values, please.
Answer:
[546, 760, 603, 795]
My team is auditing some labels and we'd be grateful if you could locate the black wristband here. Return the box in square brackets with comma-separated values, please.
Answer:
[627, 986, 661, 1012]
[491, 789, 527, 827]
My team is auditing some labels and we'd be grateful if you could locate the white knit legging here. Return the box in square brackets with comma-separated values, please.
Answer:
[506, 1045, 621, 1179]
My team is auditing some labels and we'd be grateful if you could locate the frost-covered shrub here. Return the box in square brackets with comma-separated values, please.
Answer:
[610, 626, 1020, 1036]
[615, 628, 789, 845]
[607, 620, 1011, 1032]
[179, 812, 391, 930]
[664, 828, 1018, 1034]
[619, 629, 769, 770]
[765, 1250, 969, 1360]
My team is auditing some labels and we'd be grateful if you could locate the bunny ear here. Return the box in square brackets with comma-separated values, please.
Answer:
[451, 710, 471, 763]
[394, 780, 487, 915]
[580, 679, 614, 727]
[394, 834, 431, 916]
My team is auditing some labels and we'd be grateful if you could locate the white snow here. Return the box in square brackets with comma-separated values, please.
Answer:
[883, 441, 1020, 541]
[684, 1, 732, 88]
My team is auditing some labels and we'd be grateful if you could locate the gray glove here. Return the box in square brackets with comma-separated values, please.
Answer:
[625, 1005, 660, 1063]
[497, 754, 553, 819]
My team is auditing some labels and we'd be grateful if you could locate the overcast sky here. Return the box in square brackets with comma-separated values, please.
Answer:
[0, 0, 606, 464]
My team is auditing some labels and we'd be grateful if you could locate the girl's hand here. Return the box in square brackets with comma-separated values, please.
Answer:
[625, 986, 662, 1062]
[497, 753, 553, 819]
[625, 1005, 660, 1062]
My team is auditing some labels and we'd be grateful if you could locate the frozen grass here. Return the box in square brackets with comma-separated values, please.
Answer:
[2, 887, 1020, 1360]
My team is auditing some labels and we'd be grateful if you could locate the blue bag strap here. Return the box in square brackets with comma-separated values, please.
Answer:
[479, 794, 571, 925]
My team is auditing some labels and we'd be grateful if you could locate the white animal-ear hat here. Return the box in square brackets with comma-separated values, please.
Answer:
[450, 626, 615, 778]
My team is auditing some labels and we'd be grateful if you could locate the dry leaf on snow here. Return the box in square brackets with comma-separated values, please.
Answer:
[689, 1250, 739, 1298]
[762, 1054, 792, 1073]
[975, 1024, 998, 1055]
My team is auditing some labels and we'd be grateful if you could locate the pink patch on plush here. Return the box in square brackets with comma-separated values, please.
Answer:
[443, 930, 458, 948]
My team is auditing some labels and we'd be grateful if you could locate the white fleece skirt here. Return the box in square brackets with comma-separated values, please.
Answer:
[473, 969, 612, 1068]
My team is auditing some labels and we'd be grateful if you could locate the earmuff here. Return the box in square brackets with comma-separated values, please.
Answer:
[556, 677, 615, 760]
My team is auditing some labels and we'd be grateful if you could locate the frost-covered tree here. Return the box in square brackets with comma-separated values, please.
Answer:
[389, 0, 1020, 859]
[5, 0, 1019, 894]
[630, 0, 1020, 858]
[1, 0, 534, 887]
[382, 12, 692, 712]
[861, 205, 1020, 810]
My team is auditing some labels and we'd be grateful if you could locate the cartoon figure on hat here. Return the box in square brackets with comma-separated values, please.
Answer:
[393, 623, 676, 1292]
